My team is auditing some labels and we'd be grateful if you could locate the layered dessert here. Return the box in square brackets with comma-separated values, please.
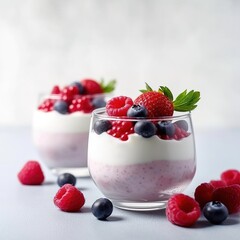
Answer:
[88, 84, 200, 208]
[33, 78, 116, 175]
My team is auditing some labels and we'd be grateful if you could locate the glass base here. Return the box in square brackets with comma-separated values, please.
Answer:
[51, 167, 90, 178]
[112, 200, 168, 211]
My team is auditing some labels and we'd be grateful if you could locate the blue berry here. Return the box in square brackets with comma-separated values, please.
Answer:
[157, 121, 175, 137]
[174, 120, 188, 131]
[57, 173, 76, 187]
[93, 120, 112, 134]
[91, 198, 113, 220]
[54, 100, 69, 114]
[92, 97, 106, 109]
[70, 81, 84, 94]
[127, 104, 148, 118]
[134, 121, 157, 138]
[203, 201, 228, 224]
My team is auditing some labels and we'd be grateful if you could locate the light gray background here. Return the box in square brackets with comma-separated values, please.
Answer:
[1, 0, 240, 128]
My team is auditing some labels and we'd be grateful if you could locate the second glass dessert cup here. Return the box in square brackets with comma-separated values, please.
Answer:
[88, 108, 196, 211]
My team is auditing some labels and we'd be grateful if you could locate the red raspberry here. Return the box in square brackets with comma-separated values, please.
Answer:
[212, 184, 240, 214]
[17, 160, 44, 185]
[54, 184, 85, 212]
[51, 85, 61, 94]
[38, 99, 55, 112]
[68, 97, 93, 113]
[60, 86, 79, 103]
[209, 180, 226, 189]
[166, 194, 201, 227]
[81, 79, 103, 94]
[107, 120, 134, 141]
[194, 182, 214, 208]
[220, 169, 240, 186]
[106, 96, 133, 116]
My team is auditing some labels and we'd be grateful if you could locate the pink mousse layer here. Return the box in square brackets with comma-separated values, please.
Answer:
[33, 131, 89, 168]
[89, 159, 196, 201]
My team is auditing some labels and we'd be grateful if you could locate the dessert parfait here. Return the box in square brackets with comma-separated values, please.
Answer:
[32, 78, 116, 176]
[88, 83, 200, 210]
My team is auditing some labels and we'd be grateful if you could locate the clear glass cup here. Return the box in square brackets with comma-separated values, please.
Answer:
[32, 93, 109, 177]
[88, 108, 196, 211]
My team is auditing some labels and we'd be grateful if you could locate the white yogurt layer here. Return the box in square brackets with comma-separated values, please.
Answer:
[33, 110, 91, 133]
[88, 132, 195, 165]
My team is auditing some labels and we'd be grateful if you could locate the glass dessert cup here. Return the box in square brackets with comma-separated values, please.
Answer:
[32, 93, 109, 177]
[88, 108, 196, 211]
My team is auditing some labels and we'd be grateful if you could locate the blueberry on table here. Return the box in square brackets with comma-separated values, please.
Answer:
[157, 121, 175, 137]
[53, 100, 69, 114]
[57, 173, 77, 187]
[203, 201, 229, 224]
[127, 104, 148, 118]
[93, 120, 112, 135]
[91, 198, 113, 220]
[134, 121, 157, 138]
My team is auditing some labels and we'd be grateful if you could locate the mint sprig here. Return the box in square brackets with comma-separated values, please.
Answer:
[100, 79, 117, 93]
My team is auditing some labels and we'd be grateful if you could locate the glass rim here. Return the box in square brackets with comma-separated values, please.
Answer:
[92, 107, 192, 121]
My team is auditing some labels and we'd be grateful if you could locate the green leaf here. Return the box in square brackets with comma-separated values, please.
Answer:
[100, 79, 117, 93]
[145, 82, 153, 91]
[159, 86, 173, 101]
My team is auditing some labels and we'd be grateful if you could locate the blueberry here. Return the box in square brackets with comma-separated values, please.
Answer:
[53, 100, 69, 114]
[57, 173, 77, 187]
[92, 97, 106, 109]
[127, 104, 148, 118]
[91, 198, 113, 220]
[134, 121, 157, 138]
[203, 201, 229, 224]
[93, 120, 112, 134]
[174, 120, 188, 131]
[70, 81, 84, 94]
[157, 121, 175, 137]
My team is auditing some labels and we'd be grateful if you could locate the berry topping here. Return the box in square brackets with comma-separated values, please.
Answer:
[127, 104, 148, 118]
[91, 198, 113, 220]
[57, 173, 77, 187]
[53, 100, 69, 114]
[106, 96, 133, 116]
[209, 180, 227, 189]
[134, 121, 157, 138]
[38, 99, 55, 112]
[68, 97, 93, 113]
[70, 81, 84, 94]
[166, 193, 201, 227]
[107, 120, 134, 141]
[51, 85, 61, 94]
[81, 79, 103, 95]
[194, 182, 214, 208]
[157, 121, 176, 138]
[203, 201, 228, 224]
[60, 86, 79, 103]
[212, 184, 240, 214]
[94, 120, 112, 135]
[92, 97, 106, 108]
[17, 160, 44, 185]
[220, 169, 240, 186]
[174, 120, 189, 131]
[53, 184, 85, 212]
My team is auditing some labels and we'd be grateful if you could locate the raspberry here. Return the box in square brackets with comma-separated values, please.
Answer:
[68, 97, 93, 113]
[106, 96, 133, 116]
[194, 182, 214, 208]
[220, 169, 240, 186]
[38, 99, 55, 112]
[17, 160, 44, 185]
[107, 120, 134, 141]
[173, 124, 190, 140]
[81, 79, 103, 95]
[60, 86, 79, 103]
[54, 184, 85, 212]
[51, 85, 61, 94]
[166, 194, 201, 227]
[212, 184, 240, 214]
[209, 180, 226, 189]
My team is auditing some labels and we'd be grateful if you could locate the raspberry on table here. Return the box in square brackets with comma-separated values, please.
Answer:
[194, 182, 214, 208]
[106, 96, 133, 116]
[17, 160, 45, 185]
[54, 184, 85, 212]
[220, 169, 240, 186]
[212, 184, 240, 214]
[166, 193, 201, 227]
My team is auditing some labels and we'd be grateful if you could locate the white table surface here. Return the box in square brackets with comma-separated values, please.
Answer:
[0, 126, 239, 240]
